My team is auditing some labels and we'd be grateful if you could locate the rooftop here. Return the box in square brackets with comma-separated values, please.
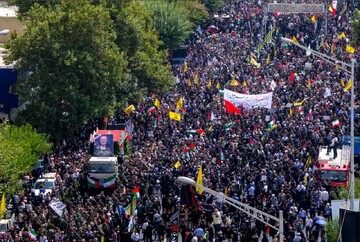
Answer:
[0, 7, 16, 18]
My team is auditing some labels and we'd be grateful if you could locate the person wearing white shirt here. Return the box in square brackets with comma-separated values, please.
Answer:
[131, 230, 140, 242]
[305, 215, 313, 238]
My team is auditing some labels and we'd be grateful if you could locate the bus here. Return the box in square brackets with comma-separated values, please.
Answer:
[318, 145, 351, 187]
[87, 156, 118, 189]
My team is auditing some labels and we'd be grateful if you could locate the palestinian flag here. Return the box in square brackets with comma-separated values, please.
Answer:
[185, 129, 205, 136]
[183, 147, 190, 160]
[190, 143, 196, 150]
[87, 173, 117, 189]
[225, 121, 236, 130]
[29, 229, 38, 241]
[332, 119, 341, 127]
[132, 186, 140, 199]
[147, 106, 157, 114]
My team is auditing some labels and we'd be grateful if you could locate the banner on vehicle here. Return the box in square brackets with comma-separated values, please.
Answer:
[224, 89, 273, 109]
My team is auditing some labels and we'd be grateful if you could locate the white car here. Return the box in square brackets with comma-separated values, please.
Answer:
[31, 178, 57, 196]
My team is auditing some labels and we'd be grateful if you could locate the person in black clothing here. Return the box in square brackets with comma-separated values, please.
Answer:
[144, 222, 154, 242]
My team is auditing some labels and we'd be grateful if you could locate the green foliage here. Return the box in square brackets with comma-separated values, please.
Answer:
[0, 123, 52, 196]
[177, 0, 209, 28]
[200, 0, 224, 14]
[7, 0, 59, 17]
[335, 178, 360, 204]
[325, 218, 340, 242]
[5, 0, 129, 139]
[145, 0, 192, 50]
[111, 1, 174, 95]
[352, 9, 360, 47]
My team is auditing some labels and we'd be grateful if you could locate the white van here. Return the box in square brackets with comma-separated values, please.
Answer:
[0, 213, 15, 234]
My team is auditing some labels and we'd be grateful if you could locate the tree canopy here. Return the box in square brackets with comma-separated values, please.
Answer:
[6, 0, 130, 139]
[110, 1, 174, 95]
[145, 0, 192, 50]
[0, 123, 52, 199]
[351, 9, 360, 47]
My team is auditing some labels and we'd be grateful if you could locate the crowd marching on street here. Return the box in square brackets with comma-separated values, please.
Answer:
[2, 0, 360, 242]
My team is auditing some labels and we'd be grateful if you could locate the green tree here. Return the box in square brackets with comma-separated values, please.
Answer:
[0, 123, 52, 202]
[335, 178, 360, 207]
[200, 0, 224, 14]
[352, 9, 360, 47]
[5, 0, 129, 139]
[111, 1, 174, 95]
[325, 218, 340, 242]
[145, 0, 192, 50]
[7, 0, 58, 17]
[165, 0, 209, 28]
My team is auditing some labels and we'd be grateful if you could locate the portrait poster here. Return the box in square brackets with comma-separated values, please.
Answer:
[94, 134, 114, 157]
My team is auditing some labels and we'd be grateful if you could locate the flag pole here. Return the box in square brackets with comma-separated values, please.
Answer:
[49, 208, 82, 240]
[177, 187, 182, 242]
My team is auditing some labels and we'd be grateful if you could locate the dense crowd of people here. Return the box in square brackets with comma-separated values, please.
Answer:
[2, 0, 360, 242]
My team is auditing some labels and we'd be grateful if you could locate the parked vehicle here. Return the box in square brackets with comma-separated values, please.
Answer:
[31, 177, 58, 196]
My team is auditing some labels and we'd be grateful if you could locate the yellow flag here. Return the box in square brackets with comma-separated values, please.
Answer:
[346, 44, 355, 54]
[207, 80, 212, 89]
[154, 98, 160, 109]
[224, 187, 229, 196]
[184, 61, 188, 73]
[328, 6, 333, 13]
[194, 72, 199, 85]
[196, 164, 203, 194]
[307, 80, 311, 88]
[174, 160, 181, 169]
[289, 108, 293, 116]
[249, 57, 260, 68]
[344, 79, 352, 91]
[124, 105, 135, 115]
[338, 32, 346, 39]
[266, 54, 270, 65]
[176, 96, 183, 110]
[293, 100, 305, 107]
[216, 82, 220, 89]
[230, 79, 239, 86]
[0, 193, 5, 215]
[208, 125, 213, 131]
[311, 15, 316, 23]
[243, 80, 247, 87]
[340, 79, 345, 86]
[187, 78, 192, 87]
[169, 111, 181, 121]
[274, 46, 277, 56]
[292, 36, 299, 44]
[305, 156, 312, 167]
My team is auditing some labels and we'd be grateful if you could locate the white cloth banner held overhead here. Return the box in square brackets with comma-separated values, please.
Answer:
[49, 199, 66, 217]
[224, 89, 273, 109]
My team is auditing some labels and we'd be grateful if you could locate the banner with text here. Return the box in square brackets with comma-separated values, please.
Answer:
[224, 89, 273, 109]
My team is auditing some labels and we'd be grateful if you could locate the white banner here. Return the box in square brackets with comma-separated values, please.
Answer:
[224, 89, 273, 109]
[49, 199, 66, 217]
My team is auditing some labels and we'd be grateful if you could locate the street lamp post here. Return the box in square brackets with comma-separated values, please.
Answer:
[281, 37, 356, 210]
[177, 176, 284, 242]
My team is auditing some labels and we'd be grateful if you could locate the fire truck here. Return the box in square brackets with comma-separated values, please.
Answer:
[318, 145, 351, 187]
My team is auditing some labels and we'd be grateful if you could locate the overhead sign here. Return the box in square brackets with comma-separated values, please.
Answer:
[224, 89, 273, 109]
[268, 3, 325, 13]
